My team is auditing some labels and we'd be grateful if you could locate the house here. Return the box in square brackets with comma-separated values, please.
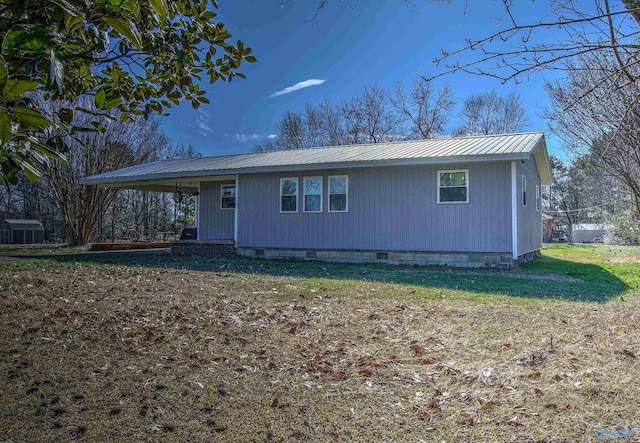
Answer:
[0, 219, 45, 244]
[80, 132, 552, 268]
[572, 223, 606, 243]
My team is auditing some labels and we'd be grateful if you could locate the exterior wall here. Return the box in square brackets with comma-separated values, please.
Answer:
[236, 163, 512, 253]
[515, 157, 543, 256]
[573, 229, 605, 243]
[198, 181, 235, 240]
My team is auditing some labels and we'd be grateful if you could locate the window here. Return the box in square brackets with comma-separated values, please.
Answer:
[280, 177, 298, 212]
[220, 184, 236, 209]
[438, 170, 468, 203]
[303, 176, 322, 212]
[536, 185, 540, 211]
[328, 175, 348, 212]
[522, 175, 527, 206]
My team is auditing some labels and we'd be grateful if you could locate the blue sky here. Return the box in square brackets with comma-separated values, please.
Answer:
[161, 1, 566, 157]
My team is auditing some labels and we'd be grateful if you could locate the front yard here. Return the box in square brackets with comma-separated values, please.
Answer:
[0, 244, 639, 442]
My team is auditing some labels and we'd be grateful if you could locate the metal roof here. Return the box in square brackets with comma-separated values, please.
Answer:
[1, 219, 45, 230]
[81, 132, 552, 188]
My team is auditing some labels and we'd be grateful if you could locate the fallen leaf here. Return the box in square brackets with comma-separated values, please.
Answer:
[268, 362, 278, 370]
[481, 401, 495, 410]
[534, 388, 544, 398]
[271, 397, 279, 407]
[359, 369, 373, 377]
[457, 412, 474, 425]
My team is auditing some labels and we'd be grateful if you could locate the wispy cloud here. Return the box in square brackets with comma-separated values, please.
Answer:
[269, 79, 326, 98]
[225, 133, 266, 143]
[196, 113, 213, 136]
[267, 134, 277, 139]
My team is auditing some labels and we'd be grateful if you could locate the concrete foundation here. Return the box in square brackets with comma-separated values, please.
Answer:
[236, 248, 523, 268]
[171, 240, 236, 258]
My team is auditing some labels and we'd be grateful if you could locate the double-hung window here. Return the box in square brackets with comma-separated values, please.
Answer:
[535, 184, 540, 211]
[220, 184, 236, 209]
[438, 170, 468, 203]
[303, 177, 322, 212]
[280, 178, 298, 213]
[328, 175, 348, 212]
[522, 175, 527, 206]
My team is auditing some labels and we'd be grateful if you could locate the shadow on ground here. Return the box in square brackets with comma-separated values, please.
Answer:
[4, 249, 629, 303]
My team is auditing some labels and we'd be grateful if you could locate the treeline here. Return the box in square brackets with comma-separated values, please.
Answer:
[0, 103, 197, 246]
[254, 76, 528, 152]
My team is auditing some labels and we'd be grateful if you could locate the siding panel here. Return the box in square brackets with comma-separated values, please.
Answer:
[516, 158, 543, 255]
[199, 181, 235, 240]
[237, 163, 512, 253]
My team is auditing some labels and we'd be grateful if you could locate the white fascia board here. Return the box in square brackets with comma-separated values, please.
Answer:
[80, 153, 530, 187]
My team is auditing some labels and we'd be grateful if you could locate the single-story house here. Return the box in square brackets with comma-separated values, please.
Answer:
[572, 223, 606, 243]
[0, 219, 45, 244]
[80, 132, 552, 267]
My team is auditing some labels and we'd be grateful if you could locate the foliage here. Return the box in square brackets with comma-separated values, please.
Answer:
[0, 0, 255, 184]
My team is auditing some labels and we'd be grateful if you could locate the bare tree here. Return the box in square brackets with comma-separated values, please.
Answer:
[458, 90, 528, 135]
[390, 77, 455, 138]
[545, 49, 640, 219]
[42, 101, 170, 245]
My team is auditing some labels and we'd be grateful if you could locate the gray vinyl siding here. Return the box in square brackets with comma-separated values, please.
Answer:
[516, 157, 543, 255]
[236, 163, 512, 253]
[198, 181, 235, 240]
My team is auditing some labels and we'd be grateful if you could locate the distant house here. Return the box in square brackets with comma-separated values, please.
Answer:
[81, 132, 552, 268]
[572, 224, 606, 243]
[0, 219, 45, 244]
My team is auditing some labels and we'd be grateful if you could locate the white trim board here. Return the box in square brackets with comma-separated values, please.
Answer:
[511, 161, 518, 260]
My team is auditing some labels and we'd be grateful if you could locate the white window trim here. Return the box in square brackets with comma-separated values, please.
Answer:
[303, 176, 323, 213]
[220, 184, 236, 210]
[522, 175, 527, 207]
[535, 184, 540, 212]
[437, 169, 469, 204]
[280, 177, 298, 213]
[328, 175, 349, 213]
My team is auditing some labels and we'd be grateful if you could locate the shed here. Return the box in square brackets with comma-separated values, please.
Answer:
[0, 219, 45, 244]
[572, 224, 605, 243]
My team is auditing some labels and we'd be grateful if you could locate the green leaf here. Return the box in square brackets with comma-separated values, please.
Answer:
[2, 25, 55, 55]
[58, 108, 74, 125]
[149, 0, 168, 18]
[64, 13, 84, 31]
[95, 88, 106, 108]
[3, 79, 40, 101]
[12, 107, 54, 129]
[103, 17, 143, 49]
[0, 110, 12, 144]
[91, 121, 105, 132]
[103, 97, 122, 109]
[245, 55, 257, 63]
[33, 141, 68, 163]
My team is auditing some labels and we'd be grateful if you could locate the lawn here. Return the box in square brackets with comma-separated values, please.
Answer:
[0, 244, 639, 442]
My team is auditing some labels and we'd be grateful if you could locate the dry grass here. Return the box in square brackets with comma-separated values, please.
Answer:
[0, 244, 639, 442]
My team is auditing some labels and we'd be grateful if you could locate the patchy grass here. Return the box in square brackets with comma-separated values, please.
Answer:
[0, 244, 639, 442]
